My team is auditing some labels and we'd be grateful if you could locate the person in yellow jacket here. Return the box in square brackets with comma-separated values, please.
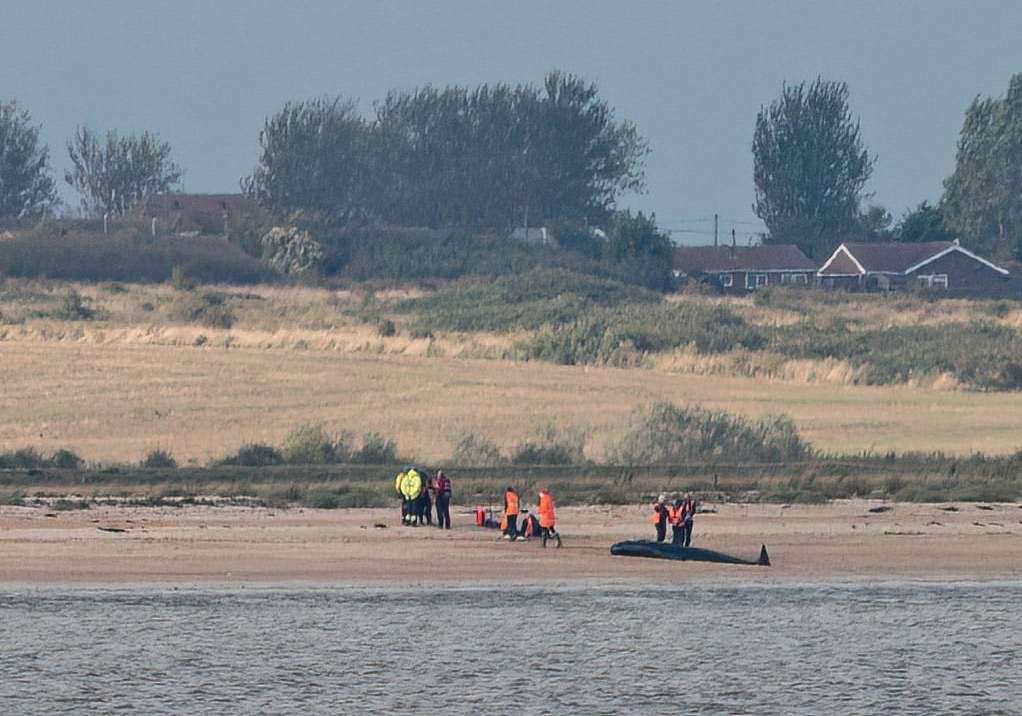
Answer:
[397, 467, 424, 526]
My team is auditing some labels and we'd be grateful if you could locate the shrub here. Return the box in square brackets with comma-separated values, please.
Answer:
[352, 432, 399, 464]
[376, 318, 397, 337]
[50, 449, 85, 470]
[450, 433, 507, 466]
[510, 424, 587, 465]
[281, 424, 352, 465]
[609, 402, 811, 464]
[51, 289, 96, 320]
[141, 448, 177, 469]
[170, 292, 236, 329]
[170, 265, 196, 291]
[219, 443, 283, 467]
[0, 225, 273, 284]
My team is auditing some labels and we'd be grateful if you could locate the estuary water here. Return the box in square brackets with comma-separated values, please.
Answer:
[1, 582, 1019, 715]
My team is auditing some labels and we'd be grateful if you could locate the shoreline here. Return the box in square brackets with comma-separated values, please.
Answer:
[2, 500, 1019, 587]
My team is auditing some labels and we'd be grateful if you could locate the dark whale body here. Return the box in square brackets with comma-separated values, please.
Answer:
[610, 540, 770, 566]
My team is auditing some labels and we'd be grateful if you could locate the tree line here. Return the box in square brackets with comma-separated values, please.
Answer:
[753, 74, 1022, 259]
[2, 70, 1021, 265]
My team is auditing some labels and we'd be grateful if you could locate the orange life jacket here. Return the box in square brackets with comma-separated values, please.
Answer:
[650, 503, 666, 524]
[538, 491, 556, 528]
[504, 490, 519, 516]
[668, 506, 682, 525]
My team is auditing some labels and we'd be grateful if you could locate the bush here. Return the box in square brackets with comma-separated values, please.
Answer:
[449, 433, 507, 466]
[51, 449, 85, 470]
[218, 443, 283, 467]
[170, 265, 196, 291]
[376, 318, 397, 337]
[0, 224, 273, 284]
[50, 289, 96, 320]
[352, 432, 399, 464]
[398, 267, 660, 333]
[281, 424, 352, 465]
[0, 447, 84, 469]
[609, 402, 811, 464]
[510, 424, 587, 465]
[170, 292, 236, 329]
[141, 448, 177, 469]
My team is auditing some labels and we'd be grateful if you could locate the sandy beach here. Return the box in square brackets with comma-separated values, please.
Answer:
[1, 500, 1019, 586]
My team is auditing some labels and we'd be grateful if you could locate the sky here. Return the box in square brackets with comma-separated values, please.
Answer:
[2, 0, 1021, 244]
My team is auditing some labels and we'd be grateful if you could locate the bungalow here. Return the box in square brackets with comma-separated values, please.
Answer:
[673, 244, 817, 293]
[817, 240, 1010, 292]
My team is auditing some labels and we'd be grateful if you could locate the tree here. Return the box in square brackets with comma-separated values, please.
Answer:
[753, 78, 875, 257]
[894, 201, 955, 243]
[859, 204, 894, 241]
[245, 98, 372, 223]
[941, 74, 1022, 254]
[65, 127, 182, 216]
[605, 210, 673, 290]
[0, 100, 57, 219]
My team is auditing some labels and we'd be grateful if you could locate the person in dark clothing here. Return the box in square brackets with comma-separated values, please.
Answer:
[651, 494, 669, 543]
[434, 470, 452, 529]
[670, 499, 685, 545]
[681, 493, 696, 547]
[418, 472, 433, 526]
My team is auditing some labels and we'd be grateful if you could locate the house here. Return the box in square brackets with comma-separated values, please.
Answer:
[816, 240, 1010, 293]
[138, 193, 264, 236]
[673, 244, 817, 293]
[510, 226, 551, 245]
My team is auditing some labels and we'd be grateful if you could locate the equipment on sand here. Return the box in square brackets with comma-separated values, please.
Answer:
[610, 540, 770, 566]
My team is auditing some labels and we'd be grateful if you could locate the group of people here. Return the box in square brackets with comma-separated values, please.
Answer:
[394, 467, 452, 529]
[650, 493, 697, 547]
[501, 486, 561, 548]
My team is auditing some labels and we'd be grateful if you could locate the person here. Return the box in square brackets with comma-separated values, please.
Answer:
[434, 470, 452, 529]
[398, 468, 424, 526]
[680, 492, 697, 547]
[519, 510, 541, 540]
[669, 498, 685, 546]
[649, 494, 669, 543]
[503, 486, 520, 540]
[537, 488, 561, 548]
[418, 471, 433, 527]
[395, 468, 410, 525]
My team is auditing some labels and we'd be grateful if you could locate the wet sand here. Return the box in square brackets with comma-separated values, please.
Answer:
[1, 501, 1019, 586]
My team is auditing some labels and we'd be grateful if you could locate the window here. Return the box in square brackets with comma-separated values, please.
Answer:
[720, 273, 733, 287]
[780, 273, 790, 284]
[932, 274, 948, 289]
[792, 273, 808, 285]
[754, 273, 768, 287]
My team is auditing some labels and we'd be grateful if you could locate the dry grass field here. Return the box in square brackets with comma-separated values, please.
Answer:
[2, 279, 1021, 464]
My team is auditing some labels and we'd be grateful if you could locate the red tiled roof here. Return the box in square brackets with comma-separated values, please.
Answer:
[674, 244, 816, 273]
[834, 242, 955, 273]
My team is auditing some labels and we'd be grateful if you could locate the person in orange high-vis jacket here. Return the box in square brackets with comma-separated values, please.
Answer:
[669, 499, 685, 545]
[537, 488, 561, 548]
[503, 486, 520, 541]
[650, 494, 669, 543]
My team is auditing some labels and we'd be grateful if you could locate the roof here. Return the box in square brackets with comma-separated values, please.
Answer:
[674, 244, 817, 273]
[143, 193, 258, 216]
[819, 241, 1009, 276]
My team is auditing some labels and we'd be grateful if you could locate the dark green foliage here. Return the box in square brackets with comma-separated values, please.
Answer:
[376, 318, 396, 337]
[141, 449, 177, 469]
[218, 443, 284, 467]
[768, 321, 1022, 390]
[0, 226, 271, 284]
[65, 126, 182, 216]
[51, 289, 96, 320]
[352, 433, 399, 464]
[449, 433, 507, 466]
[753, 78, 875, 257]
[521, 302, 764, 365]
[0, 100, 57, 218]
[610, 403, 811, 464]
[281, 424, 353, 465]
[0, 448, 84, 469]
[895, 201, 955, 243]
[942, 73, 1022, 253]
[245, 98, 372, 224]
[170, 291, 236, 329]
[510, 425, 587, 465]
[399, 267, 660, 333]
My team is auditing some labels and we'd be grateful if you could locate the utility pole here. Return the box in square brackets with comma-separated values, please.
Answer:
[713, 213, 719, 248]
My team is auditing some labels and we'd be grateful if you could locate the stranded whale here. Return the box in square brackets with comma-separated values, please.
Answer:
[610, 540, 770, 566]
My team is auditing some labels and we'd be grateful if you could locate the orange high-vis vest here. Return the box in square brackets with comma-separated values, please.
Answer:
[538, 491, 556, 528]
[504, 490, 519, 516]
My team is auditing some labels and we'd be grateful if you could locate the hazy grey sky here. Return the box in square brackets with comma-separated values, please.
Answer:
[3, 1, 1020, 242]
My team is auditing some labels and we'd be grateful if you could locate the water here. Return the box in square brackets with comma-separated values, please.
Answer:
[1, 582, 1019, 715]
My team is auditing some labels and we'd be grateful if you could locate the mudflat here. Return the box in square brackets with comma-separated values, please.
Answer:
[1, 501, 1018, 585]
